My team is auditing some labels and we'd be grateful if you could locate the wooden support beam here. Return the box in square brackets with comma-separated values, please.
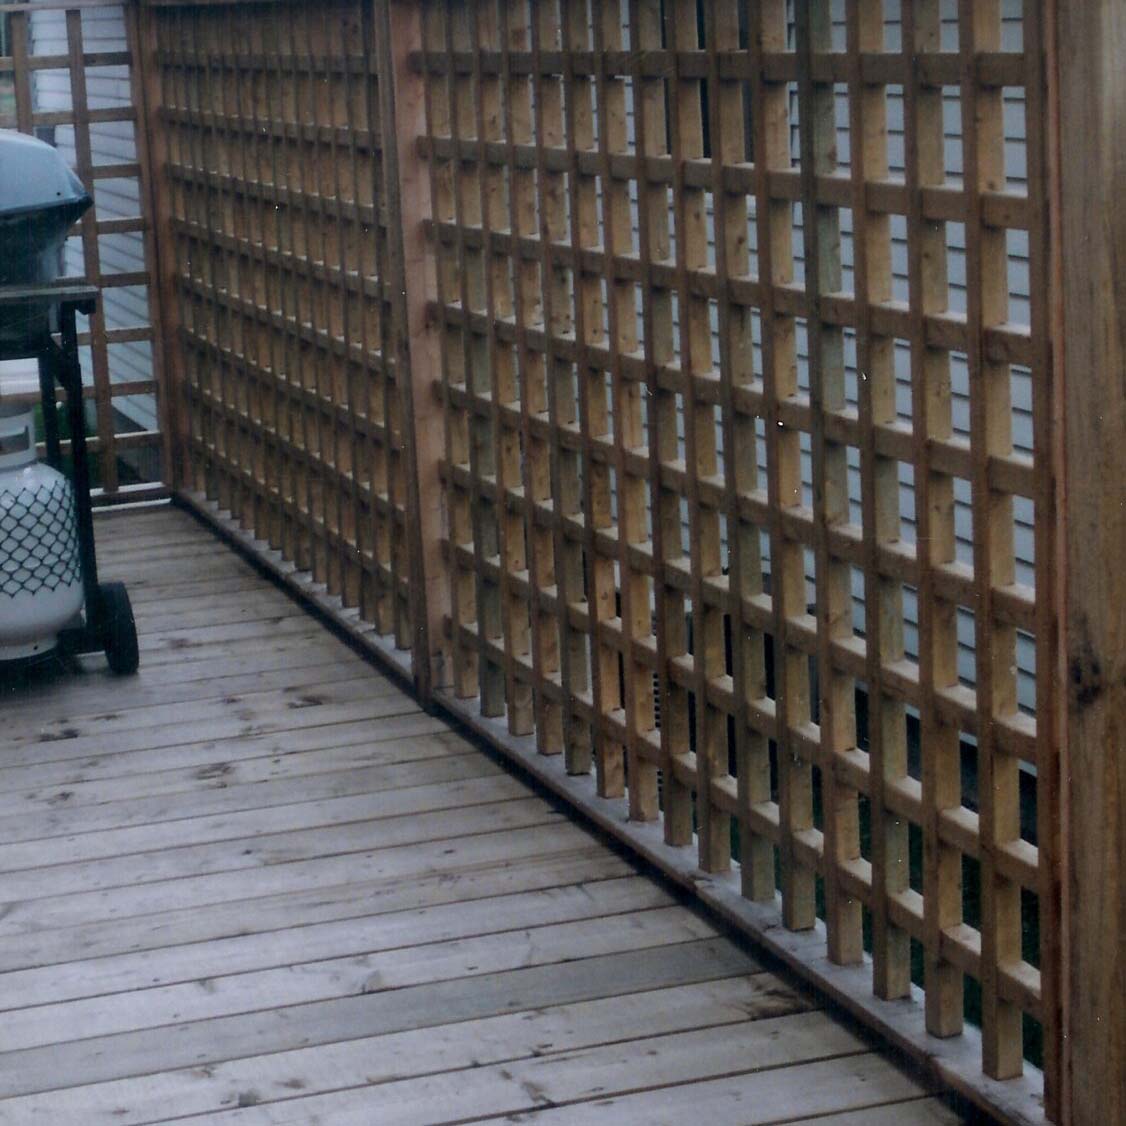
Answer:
[1054, 3, 1126, 1123]
[131, 0, 188, 493]
[379, 0, 450, 703]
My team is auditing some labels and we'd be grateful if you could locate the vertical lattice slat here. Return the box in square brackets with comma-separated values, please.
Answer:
[649, 0, 696, 849]
[7, 8, 33, 132]
[759, 0, 817, 934]
[499, 2, 543, 742]
[796, 0, 860, 964]
[960, 0, 1023, 1081]
[902, 0, 964, 1044]
[66, 8, 116, 494]
[668, 0, 726, 872]
[596, 0, 656, 818]
[740, 0, 788, 906]
[706, 0, 767, 894]
[566, 0, 622, 799]
[630, 0, 686, 842]
[847, 0, 909, 1000]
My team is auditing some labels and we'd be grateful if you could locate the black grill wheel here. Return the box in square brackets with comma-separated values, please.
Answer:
[100, 581, 139, 675]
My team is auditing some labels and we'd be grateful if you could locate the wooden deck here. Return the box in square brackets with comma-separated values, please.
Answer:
[0, 506, 966, 1125]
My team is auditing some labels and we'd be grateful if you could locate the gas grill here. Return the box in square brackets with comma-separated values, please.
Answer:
[0, 131, 139, 673]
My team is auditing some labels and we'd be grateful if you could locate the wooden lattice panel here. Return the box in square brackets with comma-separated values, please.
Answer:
[0, 0, 167, 501]
[419, 0, 1056, 1099]
[150, 0, 412, 645]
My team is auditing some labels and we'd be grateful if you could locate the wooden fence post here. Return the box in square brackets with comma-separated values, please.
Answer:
[1054, 3, 1126, 1123]
[375, 0, 449, 705]
[129, 0, 188, 494]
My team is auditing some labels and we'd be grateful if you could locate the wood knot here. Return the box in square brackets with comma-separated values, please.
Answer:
[1069, 642, 1105, 709]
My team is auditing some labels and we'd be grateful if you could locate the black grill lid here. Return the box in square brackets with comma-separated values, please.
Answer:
[0, 132, 93, 287]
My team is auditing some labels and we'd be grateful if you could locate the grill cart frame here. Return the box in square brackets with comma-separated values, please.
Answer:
[0, 283, 139, 673]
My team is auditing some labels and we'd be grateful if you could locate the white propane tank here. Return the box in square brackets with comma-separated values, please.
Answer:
[0, 402, 84, 661]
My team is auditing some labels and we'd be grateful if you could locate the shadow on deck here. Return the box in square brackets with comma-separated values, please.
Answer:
[0, 505, 967, 1125]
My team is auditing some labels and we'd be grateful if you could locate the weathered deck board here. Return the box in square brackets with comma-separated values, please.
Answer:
[0, 507, 965, 1125]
